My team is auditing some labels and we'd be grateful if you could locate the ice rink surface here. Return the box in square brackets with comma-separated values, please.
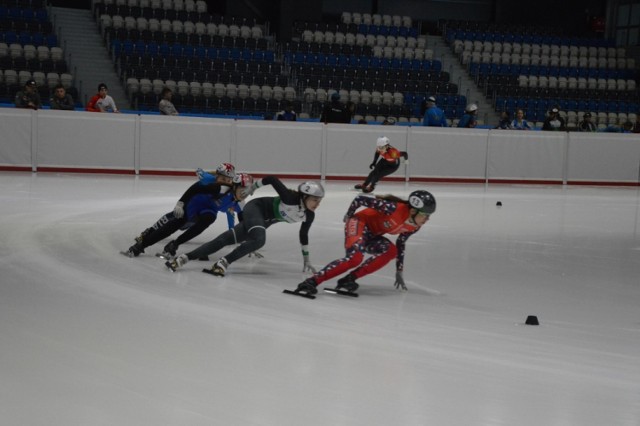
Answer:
[1, 172, 640, 426]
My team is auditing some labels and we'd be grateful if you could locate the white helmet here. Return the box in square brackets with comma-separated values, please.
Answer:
[376, 136, 390, 147]
[298, 181, 325, 198]
[232, 172, 253, 188]
[216, 162, 236, 178]
[466, 103, 478, 113]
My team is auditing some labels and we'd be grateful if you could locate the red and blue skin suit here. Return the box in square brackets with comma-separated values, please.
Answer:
[309, 195, 421, 286]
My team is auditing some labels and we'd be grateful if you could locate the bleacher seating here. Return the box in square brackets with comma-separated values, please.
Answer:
[0, 0, 77, 105]
[442, 18, 639, 128]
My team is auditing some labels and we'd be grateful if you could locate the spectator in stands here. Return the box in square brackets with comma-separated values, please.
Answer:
[86, 83, 119, 113]
[632, 113, 640, 134]
[457, 103, 478, 128]
[159, 87, 178, 116]
[357, 118, 368, 124]
[381, 117, 396, 125]
[599, 121, 634, 133]
[422, 96, 448, 127]
[14, 79, 42, 110]
[511, 109, 531, 130]
[49, 84, 75, 111]
[578, 112, 597, 132]
[275, 101, 297, 121]
[320, 92, 350, 124]
[542, 107, 566, 131]
[495, 111, 512, 129]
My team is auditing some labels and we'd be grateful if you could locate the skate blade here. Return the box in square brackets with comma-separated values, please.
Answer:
[283, 289, 316, 299]
[120, 250, 134, 258]
[164, 261, 177, 272]
[155, 253, 172, 260]
[324, 288, 359, 297]
[202, 268, 224, 277]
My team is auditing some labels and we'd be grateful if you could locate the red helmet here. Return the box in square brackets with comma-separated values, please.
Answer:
[232, 173, 254, 188]
[216, 162, 236, 178]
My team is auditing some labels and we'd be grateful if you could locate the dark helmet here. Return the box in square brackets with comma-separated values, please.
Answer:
[408, 190, 436, 214]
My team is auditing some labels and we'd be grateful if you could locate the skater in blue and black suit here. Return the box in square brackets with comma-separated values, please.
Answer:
[166, 176, 325, 277]
[122, 173, 252, 259]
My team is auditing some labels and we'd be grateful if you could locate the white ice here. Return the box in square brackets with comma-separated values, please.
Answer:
[1, 172, 640, 426]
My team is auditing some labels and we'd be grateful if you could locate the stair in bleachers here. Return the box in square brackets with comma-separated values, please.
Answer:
[51, 6, 130, 109]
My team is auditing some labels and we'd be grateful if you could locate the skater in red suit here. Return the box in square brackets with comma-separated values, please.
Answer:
[355, 136, 408, 193]
[295, 190, 435, 295]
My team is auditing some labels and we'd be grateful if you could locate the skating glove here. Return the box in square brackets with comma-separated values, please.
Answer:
[302, 255, 316, 273]
[394, 270, 407, 291]
[173, 201, 185, 219]
[369, 163, 375, 169]
[196, 167, 205, 180]
[301, 245, 316, 273]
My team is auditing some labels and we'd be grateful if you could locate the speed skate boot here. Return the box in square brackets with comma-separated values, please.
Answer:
[160, 240, 178, 259]
[122, 243, 144, 258]
[208, 257, 229, 276]
[134, 228, 152, 244]
[165, 254, 189, 272]
[296, 278, 318, 295]
[336, 273, 359, 292]
[361, 184, 375, 194]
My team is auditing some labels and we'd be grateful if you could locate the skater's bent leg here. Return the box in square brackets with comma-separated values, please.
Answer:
[223, 225, 266, 264]
[312, 246, 364, 285]
[173, 213, 215, 246]
[140, 214, 184, 248]
[351, 237, 397, 278]
[185, 226, 241, 260]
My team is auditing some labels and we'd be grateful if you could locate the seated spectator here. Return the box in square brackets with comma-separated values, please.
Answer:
[599, 121, 634, 133]
[578, 112, 597, 132]
[381, 117, 396, 125]
[275, 101, 297, 121]
[15, 79, 42, 110]
[511, 109, 531, 130]
[49, 84, 75, 110]
[422, 96, 448, 127]
[320, 92, 350, 123]
[457, 104, 478, 128]
[357, 118, 368, 124]
[159, 87, 178, 116]
[86, 83, 119, 113]
[495, 111, 512, 129]
[542, 107, 566, 131]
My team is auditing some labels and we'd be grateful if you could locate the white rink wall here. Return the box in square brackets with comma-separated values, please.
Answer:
[1, 108, 639, 185]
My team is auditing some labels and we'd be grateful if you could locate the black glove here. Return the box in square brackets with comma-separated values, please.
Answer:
[369, 163, 375, 169]
[401, 152, 409, 160]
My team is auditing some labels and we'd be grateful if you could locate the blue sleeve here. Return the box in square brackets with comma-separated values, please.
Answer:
[457, 115, 469, 128]
[225, 211, 235, 229]
[198, 171, 217, 186]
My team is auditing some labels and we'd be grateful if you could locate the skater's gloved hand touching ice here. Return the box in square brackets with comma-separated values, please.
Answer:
[394, 270, 407, 291]
[301, 245, 316, 273]
[173, 201, 185, 219]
